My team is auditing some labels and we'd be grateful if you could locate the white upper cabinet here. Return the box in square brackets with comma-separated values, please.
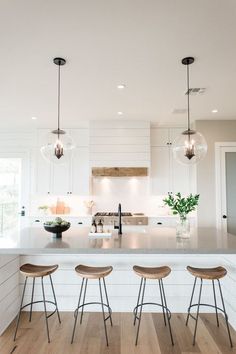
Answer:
[151, 146, 170, 195]
[51, 163, 71, 195]
[150, 127, 192, 195]
[151, 128, 170, 146]
[170, 150, 190, 195]
[33, 128, 90, 195]
[34, 150, 52, 194]
[71, 147, 90, 195]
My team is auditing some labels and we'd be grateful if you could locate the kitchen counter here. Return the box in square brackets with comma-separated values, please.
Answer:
[0, 225, 236, 254]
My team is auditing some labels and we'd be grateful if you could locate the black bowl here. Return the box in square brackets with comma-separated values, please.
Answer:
[44, 223, 71, 238]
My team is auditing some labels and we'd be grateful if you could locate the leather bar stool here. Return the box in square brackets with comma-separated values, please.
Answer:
[14, 263, 61, 343]
[71, 264, 113, 346]
[133, 265, 174, 346]
[186, 265, 233, 347]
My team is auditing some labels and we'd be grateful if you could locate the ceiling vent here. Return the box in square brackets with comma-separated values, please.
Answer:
[172, 108, 187, 114]
[185, 88, 206, 95]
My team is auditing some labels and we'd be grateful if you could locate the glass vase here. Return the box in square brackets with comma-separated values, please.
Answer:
[176, 215, 190, 238]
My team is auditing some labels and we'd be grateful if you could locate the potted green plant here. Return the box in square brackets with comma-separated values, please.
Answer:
[163, 193, 199, 238]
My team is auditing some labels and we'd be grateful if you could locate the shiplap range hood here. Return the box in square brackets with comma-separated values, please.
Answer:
[89, 121, 150, 176]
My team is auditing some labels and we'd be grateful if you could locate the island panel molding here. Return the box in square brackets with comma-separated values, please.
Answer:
[0, 255, 20, 335]
[92, 167, 148, 177]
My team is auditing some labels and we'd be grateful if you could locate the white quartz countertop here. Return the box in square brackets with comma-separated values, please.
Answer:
[0, 226, 236, 254]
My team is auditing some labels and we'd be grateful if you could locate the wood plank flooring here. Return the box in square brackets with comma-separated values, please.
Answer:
[0, 312, 235, 354]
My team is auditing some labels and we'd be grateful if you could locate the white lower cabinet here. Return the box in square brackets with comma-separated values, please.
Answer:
[148, 216, 196, 227]
[30, 216, 92, 227]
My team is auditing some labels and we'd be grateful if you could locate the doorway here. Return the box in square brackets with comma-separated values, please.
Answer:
[215, 143, 236, 234]
[0, 153, 29, 234]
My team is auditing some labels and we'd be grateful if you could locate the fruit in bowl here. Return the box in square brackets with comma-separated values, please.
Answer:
[44, 217, 71, 238]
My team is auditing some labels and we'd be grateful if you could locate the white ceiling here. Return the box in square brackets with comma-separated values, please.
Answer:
[0, 0, 236, 129]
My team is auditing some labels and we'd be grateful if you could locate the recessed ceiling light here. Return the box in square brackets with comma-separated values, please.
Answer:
[117, 84, 126, 89]
[117, 111, 123, 116]
[212, 109, 218, 113]
[31, 116, 37, 120]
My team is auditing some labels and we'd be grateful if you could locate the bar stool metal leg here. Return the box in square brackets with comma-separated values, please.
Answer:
[49, 274, 61, 324]
[71, 278, 84, 344]
[160, 279, 174, 346]
[29, 278, 35, 322]
[134, 277, 143, 326]
[135, 278, 146, 346]
[193, 278, 203, 346]
[99, 278, 109, 346]
[218, 279, 233, 348]
[158, 279, 167, 326]
[80, 278, 88, 324]
[103, 277, 113, 326]
[41, 277, 50, 343]
[186, 277, 197, 326]
[14, 277, 28, 341]
[212, 280, 219, 327]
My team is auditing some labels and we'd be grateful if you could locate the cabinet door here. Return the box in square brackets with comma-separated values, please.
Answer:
[35, 151, 52, 194]
[71, 147, 90, 195]
[151, 147, 170, 195]
[51, 162, 71, 195]
[151, 128, 170, 146]
[170, 150, 190, 195]
[169, 127, 184, 144]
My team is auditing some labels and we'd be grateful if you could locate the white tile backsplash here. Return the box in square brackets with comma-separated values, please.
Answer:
[30, 178, 170, 216]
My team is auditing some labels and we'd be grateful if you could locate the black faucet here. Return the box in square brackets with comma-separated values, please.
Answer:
[114, 203, 122, 235]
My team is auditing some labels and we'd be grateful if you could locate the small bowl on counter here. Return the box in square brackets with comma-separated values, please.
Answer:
[44, 217, 71, 238]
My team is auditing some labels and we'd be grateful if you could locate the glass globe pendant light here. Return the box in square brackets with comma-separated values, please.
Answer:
[172, 57, 207, 165]
[40, 58, 75, 164]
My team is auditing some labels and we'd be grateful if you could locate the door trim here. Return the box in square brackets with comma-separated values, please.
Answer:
[215, 142, 236, 231]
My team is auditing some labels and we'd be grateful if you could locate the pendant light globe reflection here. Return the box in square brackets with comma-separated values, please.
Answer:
[172, 129, 207, 165]
[40, 129, 75, 165]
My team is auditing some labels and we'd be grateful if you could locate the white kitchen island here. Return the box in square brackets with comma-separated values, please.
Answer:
[0, 225, 236, 335]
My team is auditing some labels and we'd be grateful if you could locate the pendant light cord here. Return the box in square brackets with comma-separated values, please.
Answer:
[57, 61, 61, 138]
[187, 61, 190, 131]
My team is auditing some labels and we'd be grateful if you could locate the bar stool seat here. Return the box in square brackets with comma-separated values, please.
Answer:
[187, 265, 227, 280]
[133, 265, 171, 280]
[20, 263, 58, 278]
[75, 264, 113, 279]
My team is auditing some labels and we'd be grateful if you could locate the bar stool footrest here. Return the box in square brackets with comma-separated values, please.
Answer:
[20, 300, 58, 319]
[187, 303, 227, 322]
[74, 301, 112, 322]
[133, 302, 172, 322]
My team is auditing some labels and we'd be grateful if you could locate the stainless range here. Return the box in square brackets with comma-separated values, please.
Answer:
[93, 212, 148, 226]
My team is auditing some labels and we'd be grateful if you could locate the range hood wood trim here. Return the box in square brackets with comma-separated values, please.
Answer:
[92, 167, 148, 177]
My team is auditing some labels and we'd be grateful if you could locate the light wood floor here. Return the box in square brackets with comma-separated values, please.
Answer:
[0, 312, 236, 354]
